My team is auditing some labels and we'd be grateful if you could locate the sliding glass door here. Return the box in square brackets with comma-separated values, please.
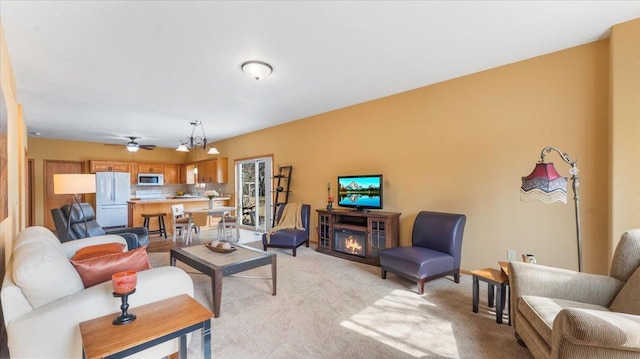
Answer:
[235, 157, 273, 232]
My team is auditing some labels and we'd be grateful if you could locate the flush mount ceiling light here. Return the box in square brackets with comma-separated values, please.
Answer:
[241, 61, 273, 81]
[176, 121, 220, 155]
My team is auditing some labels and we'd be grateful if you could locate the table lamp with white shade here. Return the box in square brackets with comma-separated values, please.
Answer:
[53, 173, 96, 235]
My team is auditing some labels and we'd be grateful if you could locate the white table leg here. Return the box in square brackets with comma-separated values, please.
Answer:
[187, 214, 193, 244]
[221, 214, 227, 240]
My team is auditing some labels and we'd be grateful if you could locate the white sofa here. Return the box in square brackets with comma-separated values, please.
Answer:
[1, 226, 195, 358]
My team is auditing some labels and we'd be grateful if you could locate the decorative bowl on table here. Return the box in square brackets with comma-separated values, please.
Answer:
[205, 243, 237, 253]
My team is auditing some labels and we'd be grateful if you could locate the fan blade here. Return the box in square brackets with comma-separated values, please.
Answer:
[139, 145, 156, 150]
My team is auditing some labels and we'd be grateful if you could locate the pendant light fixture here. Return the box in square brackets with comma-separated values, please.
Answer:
[176, 121, 220, 154]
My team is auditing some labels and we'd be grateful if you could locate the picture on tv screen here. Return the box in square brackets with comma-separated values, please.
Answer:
[337, 174, 383, 210]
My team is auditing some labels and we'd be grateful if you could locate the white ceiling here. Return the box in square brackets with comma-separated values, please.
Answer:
[1, 1, 639, 149]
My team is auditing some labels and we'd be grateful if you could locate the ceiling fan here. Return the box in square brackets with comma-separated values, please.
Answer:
[105, 137, 157, 152]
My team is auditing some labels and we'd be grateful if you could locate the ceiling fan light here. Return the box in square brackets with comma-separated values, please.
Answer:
[207, 146, 220, 155]
[242, 61, 273, 81]
[126, 144, 139, 153]
[176, 144, 189, 152]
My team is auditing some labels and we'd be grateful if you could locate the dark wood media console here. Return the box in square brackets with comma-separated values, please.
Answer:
[316, 209, 401, 266]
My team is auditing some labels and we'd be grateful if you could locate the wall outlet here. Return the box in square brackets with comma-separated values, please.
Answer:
[507, 249, 516, 261]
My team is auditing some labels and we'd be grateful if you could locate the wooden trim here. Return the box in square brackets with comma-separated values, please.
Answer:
[233, 154, 274, 163]
[27, 158, 34, 226]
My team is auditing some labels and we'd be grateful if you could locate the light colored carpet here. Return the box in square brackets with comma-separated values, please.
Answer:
[149, 242, 533, 359]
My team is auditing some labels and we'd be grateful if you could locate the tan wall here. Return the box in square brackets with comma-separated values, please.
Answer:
[609, 18, 640, 259]
[0, 23, 28, 267]
[218, 40, 611, 274]
[8, 18, 640, 275]
[27, 138, 190, 226]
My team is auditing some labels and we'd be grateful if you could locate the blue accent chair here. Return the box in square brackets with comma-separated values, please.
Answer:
[262, 204, 311, 256]
[379, 211, 466, 294]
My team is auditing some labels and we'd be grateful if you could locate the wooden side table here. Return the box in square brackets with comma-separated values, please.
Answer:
[80, 294, 213, 359]
[498, 260, 509, 277]
[470, 267, 509, 324]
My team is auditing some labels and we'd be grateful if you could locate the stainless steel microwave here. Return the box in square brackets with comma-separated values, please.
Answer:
[137, 173, 164, 186]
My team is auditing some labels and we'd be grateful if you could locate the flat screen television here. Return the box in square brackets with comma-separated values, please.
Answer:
[337, 174, 383, 211]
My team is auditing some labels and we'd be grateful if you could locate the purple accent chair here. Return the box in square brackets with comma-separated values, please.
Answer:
[262, 204, 311, 256]
[379, 211, 466, 294]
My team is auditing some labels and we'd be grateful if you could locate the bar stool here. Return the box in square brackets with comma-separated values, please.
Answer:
[142, 212, 167, 239]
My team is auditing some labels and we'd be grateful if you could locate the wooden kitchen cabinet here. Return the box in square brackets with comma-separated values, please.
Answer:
[129, 163, 138, 185]
[217, 157, 228, 183]
[180, 164, 188, 184]
[89, 160, 129, 173]
[137, 163, 164, 174]
[89, 158, 227, 184]
[195, 158, 228, 183]
[196, 160, 215, 183]
[163, 164, 180, 184]
[181, 164, 198, 184]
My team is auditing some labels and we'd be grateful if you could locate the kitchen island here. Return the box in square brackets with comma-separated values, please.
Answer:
[127, 197, 232, 236]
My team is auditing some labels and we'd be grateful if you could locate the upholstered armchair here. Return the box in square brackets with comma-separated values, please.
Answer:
[379, 211, 467, 294]
[51, 203, 149, 249]
[509, 229, 640, 359]
[262, 203, 311, 256]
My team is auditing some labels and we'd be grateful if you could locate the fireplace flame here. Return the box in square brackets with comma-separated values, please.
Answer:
[345, 235, 363, 254]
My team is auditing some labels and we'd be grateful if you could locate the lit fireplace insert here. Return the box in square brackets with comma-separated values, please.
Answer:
[334, 227, 366, 258]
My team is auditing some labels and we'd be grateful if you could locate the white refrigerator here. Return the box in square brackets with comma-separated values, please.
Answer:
[96, 172, 131, 228]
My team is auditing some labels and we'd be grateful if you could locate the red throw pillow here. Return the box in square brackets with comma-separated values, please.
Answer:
[71, 243, 126, 261]
[71, 246, 151, 288]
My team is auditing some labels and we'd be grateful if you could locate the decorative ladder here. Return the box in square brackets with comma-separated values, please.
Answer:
[272, 165, 292, 227]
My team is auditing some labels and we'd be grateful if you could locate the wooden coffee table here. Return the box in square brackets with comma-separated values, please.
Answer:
[79, 294, 213, 359]
[170, 243, 276, 318]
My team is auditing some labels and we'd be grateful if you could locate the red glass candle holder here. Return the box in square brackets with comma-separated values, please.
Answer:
[112, 271, 137, 294]
[112, 271, 137, 325]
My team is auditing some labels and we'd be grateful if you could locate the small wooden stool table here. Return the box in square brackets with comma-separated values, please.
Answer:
[79, 294, 213, 359]
[470, 267, 509, 324]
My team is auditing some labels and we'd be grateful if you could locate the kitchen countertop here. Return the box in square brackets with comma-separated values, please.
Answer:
[127, 196, 233, 230]
[127, 197, 231, 204]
